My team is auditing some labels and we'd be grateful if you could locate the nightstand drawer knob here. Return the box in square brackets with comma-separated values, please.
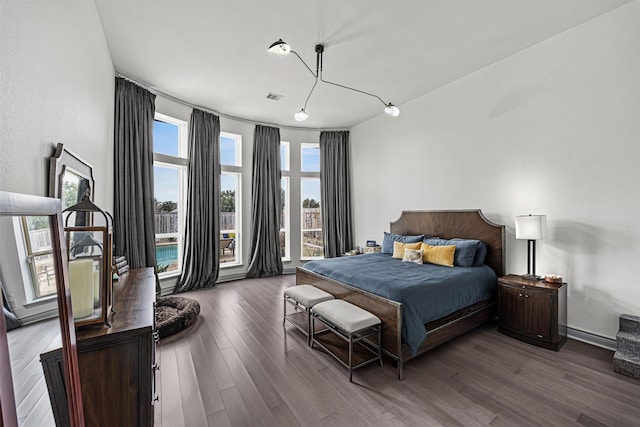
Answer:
[537, 334, 543, 339]
[524, 294, 529, 298]
[519, 293, 523, 297]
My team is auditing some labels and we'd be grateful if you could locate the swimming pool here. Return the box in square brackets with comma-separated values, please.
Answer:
[156, 244, 178, 265]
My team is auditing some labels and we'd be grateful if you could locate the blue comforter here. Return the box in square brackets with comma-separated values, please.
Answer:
[302, 253, 497, 354]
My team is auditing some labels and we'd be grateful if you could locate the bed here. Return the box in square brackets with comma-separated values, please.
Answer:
[296, 210, 505, 380]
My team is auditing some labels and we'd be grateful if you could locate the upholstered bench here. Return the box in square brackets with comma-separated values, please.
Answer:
[310, 299, 383, 382]
[283, 285, 335, 345]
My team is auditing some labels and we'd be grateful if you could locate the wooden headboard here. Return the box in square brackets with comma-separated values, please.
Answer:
[390, 210, 505, 277]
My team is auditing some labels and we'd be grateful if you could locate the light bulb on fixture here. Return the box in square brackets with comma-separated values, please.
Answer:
[384, 103, 400, 117]
[294, 109, 308, 122]
[267, 39, 291, 56]
[268, 39, 399, 121]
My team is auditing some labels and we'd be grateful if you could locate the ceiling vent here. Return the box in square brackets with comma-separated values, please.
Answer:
[266, 92, 284, 101]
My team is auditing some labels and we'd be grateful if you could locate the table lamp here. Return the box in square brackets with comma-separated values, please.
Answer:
[515, 214, 546, 280]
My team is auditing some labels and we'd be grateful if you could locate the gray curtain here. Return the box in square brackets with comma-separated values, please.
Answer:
[320, 130, 353, 258]
[247, 125, 283, 278]
[174, 109, 221, 293]
[113, 78, 159, 288]
[1, 277, 20, 331]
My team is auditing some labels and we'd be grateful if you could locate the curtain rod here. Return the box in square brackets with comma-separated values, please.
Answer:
[115, 72, 350, 132]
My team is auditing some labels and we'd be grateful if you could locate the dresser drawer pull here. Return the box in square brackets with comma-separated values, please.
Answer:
[519, 293, 523, 297]
[524, 294, 529, 298]
[537, 334, 543, 339]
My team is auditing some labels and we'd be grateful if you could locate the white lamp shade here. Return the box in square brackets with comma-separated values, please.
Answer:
[384, 104, 400, 117]
[515, 214, 546, 240]
[267, 39, 291, 56]
[294, 109, 308, 121]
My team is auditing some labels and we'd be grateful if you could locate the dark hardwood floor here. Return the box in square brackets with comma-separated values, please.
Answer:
[7, 274, 639, 426]
[154, 275, 640, 427]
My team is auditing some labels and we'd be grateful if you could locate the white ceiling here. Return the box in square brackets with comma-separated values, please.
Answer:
[95, 0, 629, 129]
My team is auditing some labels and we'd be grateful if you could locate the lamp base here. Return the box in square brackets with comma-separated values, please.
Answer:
[520, 274, 540, 281]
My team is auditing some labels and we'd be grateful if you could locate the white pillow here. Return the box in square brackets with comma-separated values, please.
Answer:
[402, 248, 423, 264]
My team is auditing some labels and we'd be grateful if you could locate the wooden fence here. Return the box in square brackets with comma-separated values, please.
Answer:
[155, 208, 321, 234]
[302, 208, 321, 229]
[155, 212, 236, 234]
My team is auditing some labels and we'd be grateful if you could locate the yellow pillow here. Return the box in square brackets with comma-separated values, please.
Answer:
[420, 243, 455, 267]
[392, 241, 422, 259]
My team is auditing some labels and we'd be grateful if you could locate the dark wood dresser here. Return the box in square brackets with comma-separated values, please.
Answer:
[41, 267, 157, 426]
[498, 274, 567, 351]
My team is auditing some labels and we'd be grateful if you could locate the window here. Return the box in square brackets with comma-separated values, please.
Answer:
[153, 113, 188, 276]
[301, 143, 323, 258]
[280, 142, 290, 260]
[301, 143, 320, 172]
[20, 216, 56, 299]
[220, 132, 242, 266]
[280, 141, 290, 172]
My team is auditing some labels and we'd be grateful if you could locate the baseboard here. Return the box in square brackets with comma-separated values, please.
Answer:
[18, 308, 59, 326]
[159, 269, 297, 296]
[215, 269, 296, 283]
[217, 272, 249, 283]
[568, 327, 616, 351]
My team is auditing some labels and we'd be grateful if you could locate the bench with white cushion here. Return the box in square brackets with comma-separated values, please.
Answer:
[310, 299, 383, 382]
[283, 284, 334, 345]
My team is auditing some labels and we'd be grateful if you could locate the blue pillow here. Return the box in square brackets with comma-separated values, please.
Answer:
[382, 232, 425, 254]
[444, 238, 487, 266]
[450, 238, 488, 267]
[423, 237, 478, 267]
[473, 241, 488, 266]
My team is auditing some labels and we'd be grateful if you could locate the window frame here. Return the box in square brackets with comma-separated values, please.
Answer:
[220, 131, 242, 168]
[220, 131, 243, 268]
[279, 142, 291, 261]
[19, 216, 56, 300]
[300, 142, 320, 173]
[300, 141, 323, 259]
[153, 113, 188, 279]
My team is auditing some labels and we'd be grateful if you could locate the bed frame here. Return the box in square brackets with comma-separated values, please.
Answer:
[296, 209, 505, 380]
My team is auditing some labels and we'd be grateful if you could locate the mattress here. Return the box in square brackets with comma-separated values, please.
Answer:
[301, 253, 497, 354]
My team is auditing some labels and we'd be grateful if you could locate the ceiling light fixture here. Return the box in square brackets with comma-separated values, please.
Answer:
[267, 39, 399, 122]
[267, 39, 291, 56]
[294, 108, 309, 122]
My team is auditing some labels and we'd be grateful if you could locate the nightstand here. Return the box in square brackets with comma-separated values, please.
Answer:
[364, 245, 381, 254]
[498, 274, 567, 351]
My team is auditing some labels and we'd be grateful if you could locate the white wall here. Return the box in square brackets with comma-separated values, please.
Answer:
[351, 1, 640, 340]
[0, 2, 114, 320]
[155, 96, 320, 294]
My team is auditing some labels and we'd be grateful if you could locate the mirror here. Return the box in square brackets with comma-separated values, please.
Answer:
[49, 143, 94, 217]
[0, 191, 84, 426]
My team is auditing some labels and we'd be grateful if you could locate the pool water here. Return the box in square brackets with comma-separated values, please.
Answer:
[156, 244, 178, 265]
